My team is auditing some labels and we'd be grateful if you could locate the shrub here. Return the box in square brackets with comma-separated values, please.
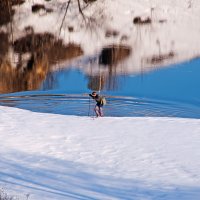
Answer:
[0, 188, 16, 200]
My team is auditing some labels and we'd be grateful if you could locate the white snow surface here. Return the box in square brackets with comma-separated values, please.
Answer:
[0, 106, 200, 199]
[1, 0, 200, 199]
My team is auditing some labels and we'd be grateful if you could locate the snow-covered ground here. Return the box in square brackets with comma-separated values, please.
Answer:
[1, 0, 200, 199]
[0, 106, 200, 200]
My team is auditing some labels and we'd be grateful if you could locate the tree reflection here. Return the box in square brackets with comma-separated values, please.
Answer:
[87, 75, 105, 91]
[0, 31, 83, 94]
[0, 32, 9, 58]
[99, 45, 131, 66]
[0, 0, 132, 94]
[0, 1, 15, 26]
[87, 45, 131, 91]
[0, 0, 85, 94]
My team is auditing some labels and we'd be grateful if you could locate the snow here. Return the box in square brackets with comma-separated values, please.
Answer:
[1, 0, 200, 199]
[0, 106, 200, 199]
[9, 0, 200, 74]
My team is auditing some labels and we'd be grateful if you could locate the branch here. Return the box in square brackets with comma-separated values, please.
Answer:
[59, 0, 71, 35]
[77, 0, 86, 20]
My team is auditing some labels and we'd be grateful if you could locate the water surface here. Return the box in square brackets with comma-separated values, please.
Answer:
[1, 0, 199, 118]
[0, 58, 200, 118]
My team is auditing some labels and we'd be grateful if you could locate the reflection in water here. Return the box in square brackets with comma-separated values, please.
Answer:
[87, 75, 105, 91]
[0, 31, 131, 94]
[0, 0, 199, 118]
[147, 51, 175, 65]
[0, 32, 9, 57]
[1, 94, 200, 119]
[0, 0, 132, 94]
[0, 30, 83, 93]
[99, 45, 131, 66]
[86, 45, 132, 91]
[13, 31, 83, 65]
[0, 57, 200, 118]
[0, 1, 14, 26]
[0, 0, 84, 94]
[99, 45, 131, 90]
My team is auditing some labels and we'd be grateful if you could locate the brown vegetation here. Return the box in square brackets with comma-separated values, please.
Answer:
[0, 32, 83, 94]
[0, 54, 49, 93]
[147, 51, 175, 65]
[68, 26, 74, 32]
[32, 4, 53, 14]
[133, 16, 152, 25]
[13, 32, 83, 65]
[32, 4, 46, 13]
[11, 0, 25, 6]
[0, 1, 15, 26]
[13, 32, 55, 54]
[0, 32, 9, 58]
[83, 0, 97, 4]
[105, 30, 119, 38]
[0, 0, 25, 25]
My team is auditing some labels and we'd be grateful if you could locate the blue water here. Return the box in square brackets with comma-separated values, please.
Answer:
[0, 59, 200, 118]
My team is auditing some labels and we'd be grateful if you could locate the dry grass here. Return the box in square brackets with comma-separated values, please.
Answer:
[147, 51, 175, 65]
[0, 188, 18, 200]
[133, 16, 152, 25]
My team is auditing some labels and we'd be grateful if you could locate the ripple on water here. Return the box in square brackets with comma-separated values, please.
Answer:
[0, 93, 200, 119]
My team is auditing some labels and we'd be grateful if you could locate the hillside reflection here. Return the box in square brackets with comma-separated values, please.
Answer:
[0, 0, 132, 94]
[0, 35, 131, 94]
[0, 26, 131, 94]
[87, 45, 131, 91]
[0, 32, 83, 93]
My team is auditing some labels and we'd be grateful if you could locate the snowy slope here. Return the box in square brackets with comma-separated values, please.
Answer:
[0, 106, 200, 199]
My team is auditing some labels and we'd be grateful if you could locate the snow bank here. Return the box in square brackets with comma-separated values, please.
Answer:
[0, 106, 200, 199]
[9, 0, 200, 74]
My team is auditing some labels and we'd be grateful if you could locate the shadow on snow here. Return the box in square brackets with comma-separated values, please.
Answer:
[0, 151, 200, 200]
